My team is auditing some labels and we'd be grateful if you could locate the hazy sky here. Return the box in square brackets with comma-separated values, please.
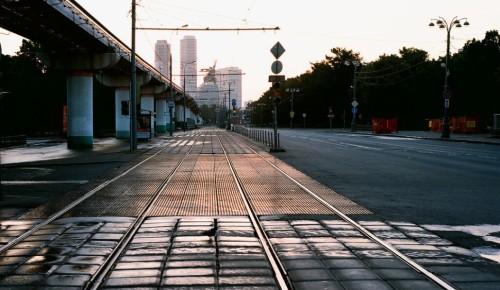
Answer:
[1, 0, 499, 105]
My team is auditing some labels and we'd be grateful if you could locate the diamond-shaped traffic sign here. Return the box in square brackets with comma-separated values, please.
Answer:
[351, 100, 359, 107]
[270, 42, 285, 59]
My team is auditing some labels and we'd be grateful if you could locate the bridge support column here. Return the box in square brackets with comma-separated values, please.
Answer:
[156, 99, 167, 133]
[115, 87, 130, 139]
[67, 70, 93, 148]
[141, 95, 155, 136]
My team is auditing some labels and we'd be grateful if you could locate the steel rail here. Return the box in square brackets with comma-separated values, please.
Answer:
[85, 132, 202, 290]
[228, 133, 457, 290]
[217, 131, 291, 290]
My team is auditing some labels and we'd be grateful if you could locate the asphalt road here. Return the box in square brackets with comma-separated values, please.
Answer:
[272, 129, 500, 226]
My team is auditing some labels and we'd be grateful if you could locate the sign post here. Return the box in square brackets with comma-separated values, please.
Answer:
[269, 41, 286, 152]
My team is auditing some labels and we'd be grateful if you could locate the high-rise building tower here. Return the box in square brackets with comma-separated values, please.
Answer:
[154, 40, 170, 77]
[217, 67, 242, 109]
[180, 35, 198, 95]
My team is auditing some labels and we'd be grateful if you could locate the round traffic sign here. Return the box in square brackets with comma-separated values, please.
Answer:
[271, 61, 283, 74]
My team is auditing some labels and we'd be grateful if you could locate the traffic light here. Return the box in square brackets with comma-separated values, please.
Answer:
[272, 82, 281, 104]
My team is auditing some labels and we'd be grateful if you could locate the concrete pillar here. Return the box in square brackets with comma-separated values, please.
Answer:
[67, 70, 93, 148]
[141, 95, 155, 136]
[115, 87, 130, 139]
[156, 99, 167, 133]
[166, 102, 176, 132]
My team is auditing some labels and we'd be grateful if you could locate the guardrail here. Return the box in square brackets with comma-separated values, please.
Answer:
[233, 126, 279, 148]
[0, 135, 27, 148]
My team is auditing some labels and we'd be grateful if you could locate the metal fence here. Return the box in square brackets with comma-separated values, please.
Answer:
[0, 135, 27, 148]
[233, 126, 279, 148]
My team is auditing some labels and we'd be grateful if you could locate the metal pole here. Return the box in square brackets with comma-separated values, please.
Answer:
[183, 69, 186, 132]
[273, 104, 278, 149]
[441, 19, 452, 139]
[130, 0, 137, 151]
[169, 55, 173, 137]
[351, 64, 358, 132]
[290, 91, 294, 129]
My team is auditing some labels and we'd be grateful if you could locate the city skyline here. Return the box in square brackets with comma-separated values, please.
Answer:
[2, 0, 500, 105]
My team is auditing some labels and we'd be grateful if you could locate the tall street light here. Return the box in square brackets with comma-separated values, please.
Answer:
[344, 60, 360, 132]
[181, 60, 196, 132]
[429, 16, 469, 138]
[286, 88, 299, 129]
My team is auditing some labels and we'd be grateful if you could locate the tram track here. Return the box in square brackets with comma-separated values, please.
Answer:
[227, 132, 457, 290]
[0, 129, 461, 289]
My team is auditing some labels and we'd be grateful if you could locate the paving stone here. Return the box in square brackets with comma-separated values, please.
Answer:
[36, 246, 74, 256]
[454, 281, 500, 290]
[0, 274, 44, 286]
[218, 247, 263, 255]
[372, 231, 407, 239]
[293, 280, 343, 290]
[316, 250, 356, 259]
[353, 250, 394, 258]
[0, 256, 29, 265]
[363, 258, 412, 269]
[304, 237, 339, 243]
[162, 276, 215, 286]
[343, 242, 383, 250]
[329, 230, 364, 237]
[332, 268, 382, 280]
[83, 240, 119, 248]
[167, 254, 215, 261]
[218, 276, 276, 286]
[120, 255, 164, 262]
[296, 230, 330, 237]
[442, 272, 500, 282]
[125, 248, 168, 256]
[278, 251, 317, 260]
[128, 242, 170, 249]
[323, 258, 367, 269]
[293, 225, 325, 230]
[54, 264, 100, 275]
[12, 241, 46, 249]
[219, 268, 272, 276]
[273, 243, 310, 252]
[170, 247, 215, 255]
[288, 268, 335, 281]
[25, 255, 65, 265]
[131, 237, 171, 244]
[14, 264, 57, 275]
[165, 260, 215, 268]
[114, 261, 163, 270]
[66, 255, 106, 265]
[265, 231, 299, 238]
[340, 280, 393, 290]
[216, 236, 258, 243]
[374, 268, 427, 280]
[109, 269, 161, 278]
[219, 260, 270, 269]
[24, 234, 58, 242]
[218, 241, 261, 247]
[387, 280, 443, 290]
[43, 274, 91, 286]
[282, 259, 326, 270]
[73, 247, 113, 256]
[105, 276, 160, 287]
[308, 242, 346, 251]
[164, 268, 215, 277]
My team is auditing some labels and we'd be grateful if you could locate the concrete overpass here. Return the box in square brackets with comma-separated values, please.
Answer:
[0, 0, 199, 148]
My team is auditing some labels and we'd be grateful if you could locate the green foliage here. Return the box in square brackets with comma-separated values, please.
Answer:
[253, 31, 500, 131]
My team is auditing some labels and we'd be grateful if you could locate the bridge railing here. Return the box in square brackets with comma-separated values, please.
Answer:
[233, 126, 279, 148]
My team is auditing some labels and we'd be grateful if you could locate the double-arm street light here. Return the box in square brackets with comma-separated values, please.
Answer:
[429, 16, 469, 138]
[286, 88, 299, 129]
[344, 60, 360, 132]
[181, 60, 197, 132]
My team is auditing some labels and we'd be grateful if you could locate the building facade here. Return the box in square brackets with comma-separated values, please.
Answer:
[217, 67, 242, 109]
[180, 35, 198, 96]
[154, 40, 170, 77]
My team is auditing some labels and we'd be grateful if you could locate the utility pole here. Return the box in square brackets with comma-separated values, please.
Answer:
[130, 0, 137, 151]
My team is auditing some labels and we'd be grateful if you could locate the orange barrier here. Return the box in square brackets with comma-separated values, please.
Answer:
[428, 117, 479, 134]
[372, 118, 398, 134]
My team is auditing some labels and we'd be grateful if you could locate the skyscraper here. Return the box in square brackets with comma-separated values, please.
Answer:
[180, 35, 197, 95]
[154, 40, 170, 77]
[217, 67, 242, 109]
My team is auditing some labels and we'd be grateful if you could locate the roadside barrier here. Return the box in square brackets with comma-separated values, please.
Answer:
[233, 126, 279, 148]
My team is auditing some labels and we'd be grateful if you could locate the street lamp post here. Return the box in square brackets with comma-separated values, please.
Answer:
[429, 16, 469, 138]
[286, 88, 299, 129]
[344, 60, 360, 132]
[181, 60, 196, 132]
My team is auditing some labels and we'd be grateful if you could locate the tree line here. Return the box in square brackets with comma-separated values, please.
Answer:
[247, 30, 500, 131]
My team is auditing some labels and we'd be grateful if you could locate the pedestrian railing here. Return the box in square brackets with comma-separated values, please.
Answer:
[233, 126, 279, 148]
